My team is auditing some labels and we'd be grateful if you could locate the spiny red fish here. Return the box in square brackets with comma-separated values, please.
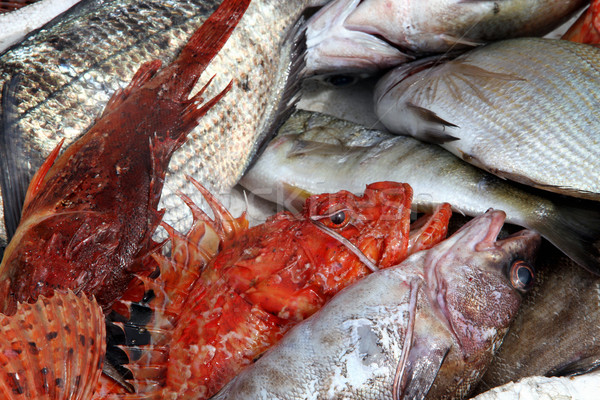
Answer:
[0, 0, 251, 316]
[563, 1, 600, 44]
[117, 178, 452, 399]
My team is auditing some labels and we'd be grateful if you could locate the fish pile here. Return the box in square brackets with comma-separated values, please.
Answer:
[0, 0, 599, 399]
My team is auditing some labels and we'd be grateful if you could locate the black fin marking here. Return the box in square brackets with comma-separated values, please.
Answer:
[0, 74, 33, 243]
[245, 16, 308, 172]
[548, 355, 600, 377]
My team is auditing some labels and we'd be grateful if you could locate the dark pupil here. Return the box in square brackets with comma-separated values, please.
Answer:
[517, 266, 532, 287]
[325, 75, 356, 87]
[330, 211, 346, 225]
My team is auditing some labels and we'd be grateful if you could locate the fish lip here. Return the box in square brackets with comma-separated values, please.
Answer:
[473, 209, 507, 252]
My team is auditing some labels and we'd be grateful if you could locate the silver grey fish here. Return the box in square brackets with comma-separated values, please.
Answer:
[211, 210, 541, 400]
[472, 371, 600, 400]
[0, 0, 327, 252]
[240, 110, 600, 274]
[474, 240, 600, 394]
[375, 37, 600, 201]
[303, 0, 586, 76]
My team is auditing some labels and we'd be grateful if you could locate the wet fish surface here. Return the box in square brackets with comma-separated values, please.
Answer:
[375, 37, 600, 201]
[472, 370, 600, 400]
[0, 0, 327, 251]
[212, 210, 541, 399]
[241, 110, 600, 274]
[0, 0, 248, 315]
[475, 240, 600, 393]
[303, 0, 586, 75]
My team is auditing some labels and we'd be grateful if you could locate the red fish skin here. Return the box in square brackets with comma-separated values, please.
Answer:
[563, 1, 600, 44]
[0, 0, 251, 315]
[159, 181, 452, 399]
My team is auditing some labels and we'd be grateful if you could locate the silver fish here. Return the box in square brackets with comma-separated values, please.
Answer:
[240, 110, 600, 274]
[472, 370, 600, 400]
[212, 210, 541, 400]
[303, 0, 586, 76]
[375, 37, 600, 201]
[0, 0, 326, 250]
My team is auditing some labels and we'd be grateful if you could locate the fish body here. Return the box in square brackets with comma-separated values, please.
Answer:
[212, 210, 541, 399]
[118, 179, 451, 399]
[472, 370, 600, 400]
[240, 110, 600, 274]
[0, 0, 324, 250]
[0, 0, 250, 315]
[304, 0, 586, 75]
[375, 37, 600, 201]
[563, 0, 600, 44]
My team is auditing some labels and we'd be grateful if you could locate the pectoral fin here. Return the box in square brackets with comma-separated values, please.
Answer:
[393, 279, 449, 400]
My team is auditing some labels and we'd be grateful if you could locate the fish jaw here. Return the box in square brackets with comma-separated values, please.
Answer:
[422, 210, 541, 397]
[304, 0, 411, 76]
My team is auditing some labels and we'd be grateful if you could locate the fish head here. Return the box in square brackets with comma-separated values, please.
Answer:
[303, 181, 413, 267]
[426, 210, 541, 364]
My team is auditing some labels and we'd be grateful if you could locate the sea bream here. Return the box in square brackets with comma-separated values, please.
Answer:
[0, 0, 328, 252]
[0, 0, 250, 315]
[211, 210, 541, 399]
[303, 0, 586, 76]
[375, 37, 600, 201]
[240, 110, 600, 274]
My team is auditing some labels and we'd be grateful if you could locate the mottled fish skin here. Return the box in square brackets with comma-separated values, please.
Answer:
[375, 37, 600, 201]
[212, 210, 541, 400]
[303, 0, 586, 76]
[475, 240, 600, 394]
[240, 110, 600, 275]
[0, 0, 327, 248]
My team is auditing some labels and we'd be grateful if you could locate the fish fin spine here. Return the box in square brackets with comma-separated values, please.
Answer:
[21, 138, 64, 211]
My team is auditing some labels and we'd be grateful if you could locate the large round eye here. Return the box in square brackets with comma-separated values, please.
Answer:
[509, 260, 535, 292]
[319, 209, 351, 229]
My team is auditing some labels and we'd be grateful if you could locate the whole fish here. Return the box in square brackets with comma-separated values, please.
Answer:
[303, 0, 586, 76]
[211, 210, 541, 399]
[0, 0, 249, 315]
[240, 110, 600, 274]
[0, 0, 326, 251]
[375, 37, 600, 201]
[475, 240, 600, 393]
[115, 178, 451, 399]
[472, 370, 600, 400]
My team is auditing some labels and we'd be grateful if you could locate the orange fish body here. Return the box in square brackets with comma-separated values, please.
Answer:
[121, 179, 452, 399]
[0, 0, 251, 315]
[563, 1, 600, 44]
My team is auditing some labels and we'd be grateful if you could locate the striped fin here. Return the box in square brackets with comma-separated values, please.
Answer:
[0, 291, 105, 400]
[110, 177, 248, 397]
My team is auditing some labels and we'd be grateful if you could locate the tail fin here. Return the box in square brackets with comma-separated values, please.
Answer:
[530, 200, 600, 275]
[0, 291, 105, 399]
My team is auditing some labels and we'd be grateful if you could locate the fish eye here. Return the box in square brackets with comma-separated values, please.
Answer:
[509, 260, 535, 292]
[323, 74, 359, 87]
[329, 211, 346, 225]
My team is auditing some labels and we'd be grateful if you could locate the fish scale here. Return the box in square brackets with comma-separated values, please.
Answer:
[0, 0, 326, 250]
[376, 37, 600, 201]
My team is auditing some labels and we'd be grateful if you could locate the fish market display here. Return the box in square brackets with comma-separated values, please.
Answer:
[0, 290, 105, 399]
[0, 0, 327, 251]
[303, 0, 586, 76]
[212, 210, 541, 399]
[563, 0, 600, 44]
[472, 370, 600, 400]
[241, 110, 600, 274]
[117, 178, 451, 399]
[375, 37, 600, 202]
[0, 0, 249, 315]
[476, 240, 600, 392]
[0, 0, 81, 52]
